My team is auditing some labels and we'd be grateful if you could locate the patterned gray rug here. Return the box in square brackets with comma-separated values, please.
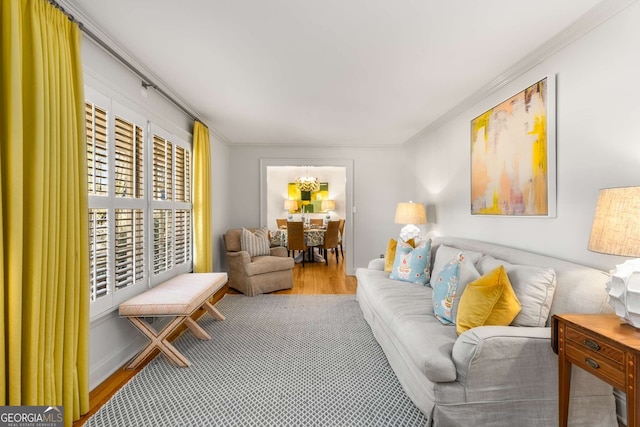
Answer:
[85, 294, 428, 426]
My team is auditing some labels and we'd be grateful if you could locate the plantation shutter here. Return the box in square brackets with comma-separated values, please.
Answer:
[89, 208, 109, 302]
[175, 209, 191, 265]
[175, 146, 190, 202]
[86, 102, 108, 196]
[153, 135, 173, 201]
[115, 209, 144, 290]
[153, 209, 173, 275]
[114, 116, 144, 198]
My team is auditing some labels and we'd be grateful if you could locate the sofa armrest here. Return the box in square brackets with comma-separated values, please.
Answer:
[367, 258, 385, 271]
[270, 246, 288, 257]
[452, 326, 555, 398]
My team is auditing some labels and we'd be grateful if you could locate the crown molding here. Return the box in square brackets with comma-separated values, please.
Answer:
[227, 141, 403, 150]
[404, 0, 638, 146]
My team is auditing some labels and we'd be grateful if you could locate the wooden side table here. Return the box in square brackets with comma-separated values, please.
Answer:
[552, 313, 640, 427]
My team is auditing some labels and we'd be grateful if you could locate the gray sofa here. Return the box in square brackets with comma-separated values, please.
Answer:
[356, 236, 617, 426]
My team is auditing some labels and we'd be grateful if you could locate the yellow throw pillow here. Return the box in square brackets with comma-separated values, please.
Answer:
[456, 266, 521, 335]
[384, 238, 415, 272]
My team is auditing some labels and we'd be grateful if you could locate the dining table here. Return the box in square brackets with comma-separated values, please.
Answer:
[270, 225, 339, 263]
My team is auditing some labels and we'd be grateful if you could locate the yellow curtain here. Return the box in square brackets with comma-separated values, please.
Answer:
[0, 1, 90, 426]
[193, 120, 213, 272]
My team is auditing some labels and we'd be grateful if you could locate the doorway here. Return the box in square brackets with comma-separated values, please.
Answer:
[259, 159, 354, 275]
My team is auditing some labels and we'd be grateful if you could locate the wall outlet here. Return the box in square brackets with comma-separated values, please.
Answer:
[379, 254, 384, 258]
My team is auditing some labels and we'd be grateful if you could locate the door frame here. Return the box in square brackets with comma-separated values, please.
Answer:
[259, 158, 355, 275]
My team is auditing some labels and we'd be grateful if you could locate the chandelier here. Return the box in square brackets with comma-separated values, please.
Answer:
[295, 176, 320, 192]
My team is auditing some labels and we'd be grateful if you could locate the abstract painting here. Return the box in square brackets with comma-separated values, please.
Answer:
[287, 182, 329, 213]
[470, 76, 556, 216]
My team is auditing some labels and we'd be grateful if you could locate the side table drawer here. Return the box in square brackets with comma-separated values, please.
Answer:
[565, 342, 625, 389]
[565, 325, 624, 365]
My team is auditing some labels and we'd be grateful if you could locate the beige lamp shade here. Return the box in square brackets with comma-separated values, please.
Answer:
[394, 202, 427, 225]
[588, 186, 640, 257]
[284, 199, 298, 211]
[321, 200, 335, 211]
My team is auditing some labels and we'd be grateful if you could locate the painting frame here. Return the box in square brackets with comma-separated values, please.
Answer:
[470, 75, 556, 217]
[287, 182, 330, 213]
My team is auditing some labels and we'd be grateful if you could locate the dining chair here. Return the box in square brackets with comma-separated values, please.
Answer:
[309, 218, 324, 227]
[287, 221, 308, 267]
[318, 220, 340, 265]
[338, 218, 345, 259]
[276, 218, 287, 228]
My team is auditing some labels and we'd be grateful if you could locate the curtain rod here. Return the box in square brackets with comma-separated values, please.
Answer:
[48, 0, 201, 123]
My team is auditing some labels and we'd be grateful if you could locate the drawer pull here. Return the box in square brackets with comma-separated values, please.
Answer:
[584, 358, 600, 369]
[583, 339, 600, 351]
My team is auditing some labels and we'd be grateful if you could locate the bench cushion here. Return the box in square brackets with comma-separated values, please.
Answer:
[119, 273, 228, 317]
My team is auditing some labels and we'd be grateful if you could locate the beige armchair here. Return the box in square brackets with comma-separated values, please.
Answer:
[223, 228, 294, 296]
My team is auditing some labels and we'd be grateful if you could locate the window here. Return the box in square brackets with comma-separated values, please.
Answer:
[86, 89, 193, 317]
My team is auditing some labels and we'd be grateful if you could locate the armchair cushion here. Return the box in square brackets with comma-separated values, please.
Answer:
[245, 255, 295, 276]
[241, 227, 271, 257]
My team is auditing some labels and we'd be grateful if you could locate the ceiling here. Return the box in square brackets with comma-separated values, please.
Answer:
[64, 0, 610, 146]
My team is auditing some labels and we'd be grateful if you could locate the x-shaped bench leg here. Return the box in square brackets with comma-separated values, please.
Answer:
[204, 300, 226, 320]
[125, 316, 191, 369]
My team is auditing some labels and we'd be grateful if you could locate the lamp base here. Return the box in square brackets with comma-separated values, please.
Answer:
[607, 259, 640, 328]
[399, 224, 421, 242]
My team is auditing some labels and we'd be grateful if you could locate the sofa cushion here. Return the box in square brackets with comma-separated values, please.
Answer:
[356, 268, 458, 383]
[389, 239, 432, 285]
[477, 255, 556, 327]
[241, 227, 271, 257]
[456, 266, 521, 334]
[431, 246, 482, 324]
[384, 238, 414, 272]
[431, 245, 483, 280]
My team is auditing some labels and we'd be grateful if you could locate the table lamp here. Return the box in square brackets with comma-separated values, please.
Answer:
[321, 199, 335, 224]
[284, 199, 298, 221]
[588, 186, 640, 327]
[394, 201, 427, 242]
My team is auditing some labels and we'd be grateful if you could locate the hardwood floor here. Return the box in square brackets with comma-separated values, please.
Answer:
[73, 252, 356, 426]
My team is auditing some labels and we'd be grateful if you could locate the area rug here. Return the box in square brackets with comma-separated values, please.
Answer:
[85, 294, 428, 426]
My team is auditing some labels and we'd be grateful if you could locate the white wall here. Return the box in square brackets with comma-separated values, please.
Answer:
[211, 132, 230, 271]
[410, 1, 640, 272]
[226, 145, 408, 272]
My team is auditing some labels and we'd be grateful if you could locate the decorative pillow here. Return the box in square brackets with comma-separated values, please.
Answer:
[430, 246, 482, 324]
[432, 251, 482, 324]
[389, 239, 432, 285]
[476, 255, 557, 327]
[432, 252, 463, 324]
[384, 238, 415, 273]
[456, 266, 522, 335]
[240, 227, 271, 257]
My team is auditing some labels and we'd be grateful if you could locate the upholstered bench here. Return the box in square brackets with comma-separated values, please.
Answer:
[119, 272, 228, 369]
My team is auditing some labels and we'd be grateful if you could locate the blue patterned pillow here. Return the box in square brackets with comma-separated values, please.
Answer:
[389, 239, 432, 285]
[432, 252, 464, 324]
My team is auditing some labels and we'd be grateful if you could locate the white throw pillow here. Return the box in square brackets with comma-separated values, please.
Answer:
[240, 227, 271, 257]
[476, 255, 557, 327]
